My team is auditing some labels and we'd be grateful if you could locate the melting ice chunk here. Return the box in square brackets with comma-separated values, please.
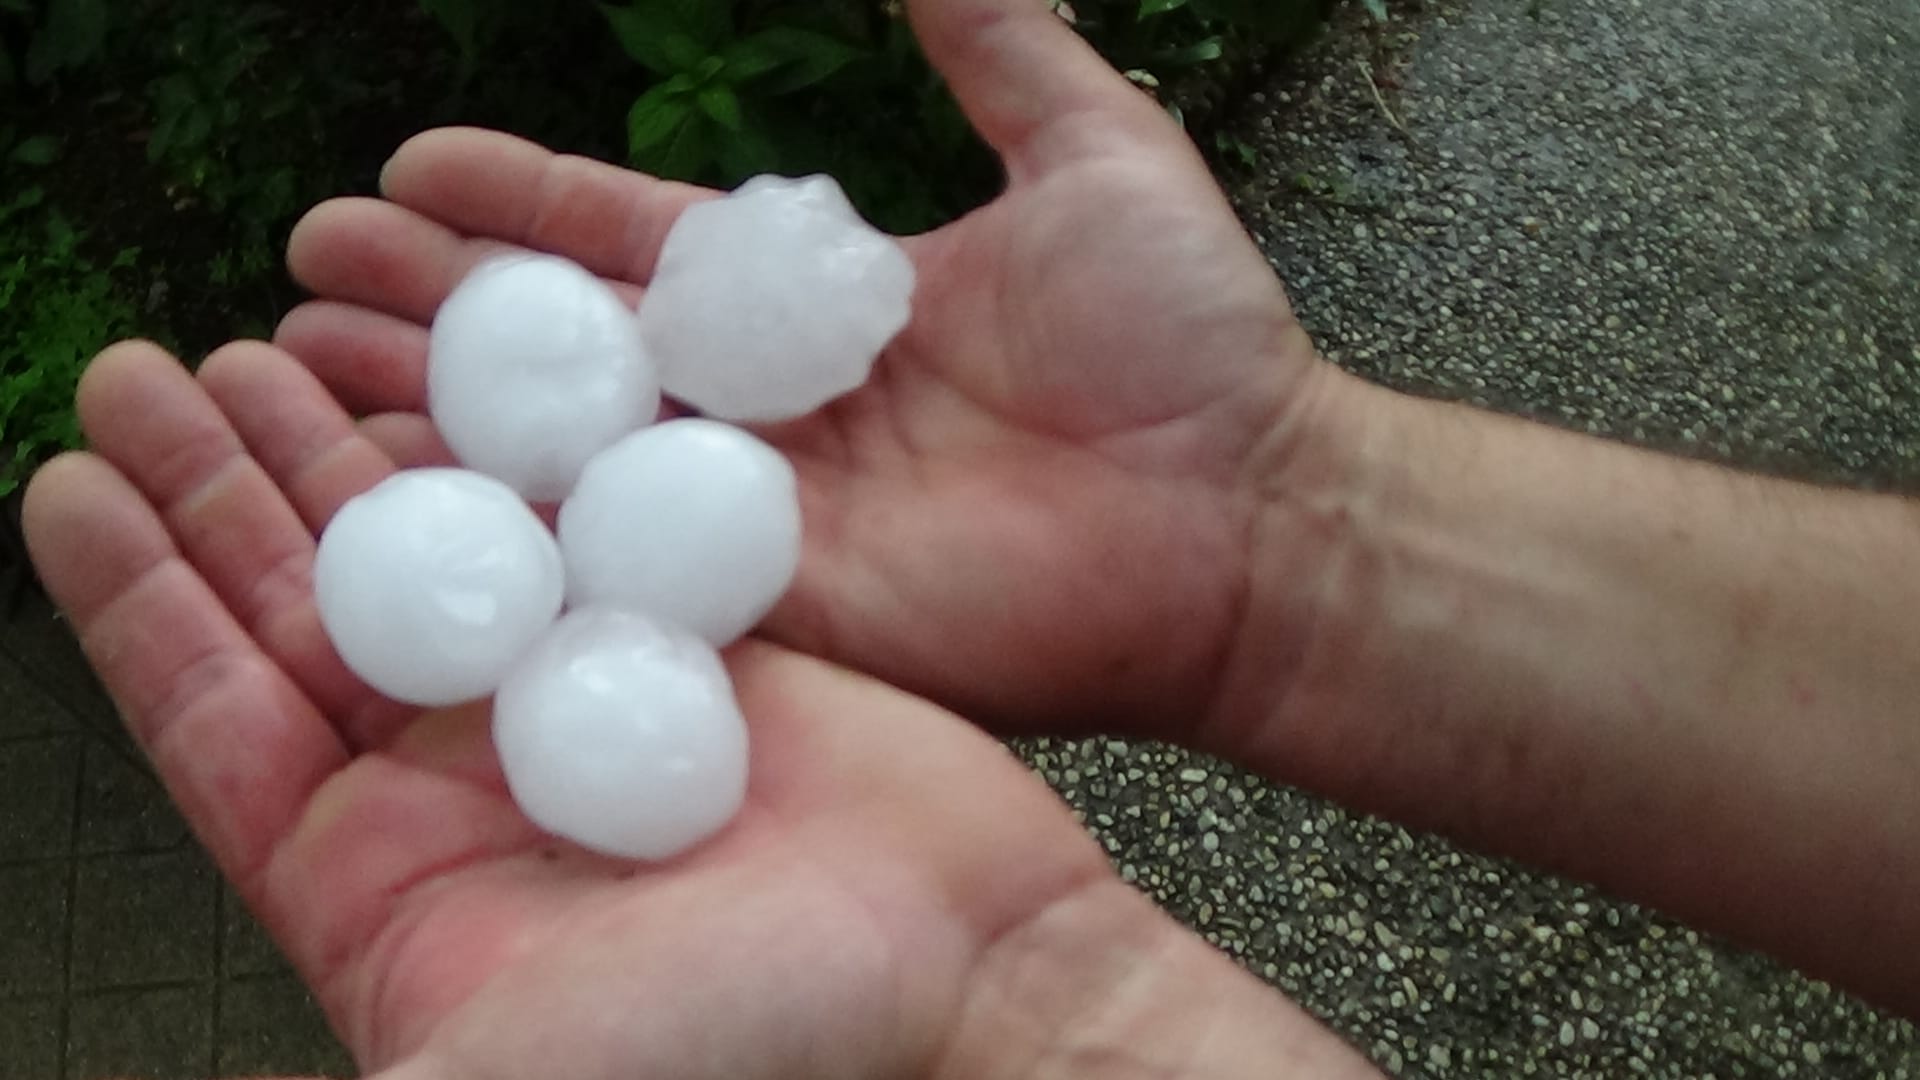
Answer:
[429, 253, 659, 501]
[639, 174, 915, 422]
[494, 608, 749, 860]
[313, 469, 564, 706]
[558, 419, 801, 645]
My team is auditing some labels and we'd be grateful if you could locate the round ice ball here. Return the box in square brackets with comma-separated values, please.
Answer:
[638, 174, 915, 423]
[314, 469, 564, 707]
[494, 608, 749, 861]
[429, 253, 660, 501]
[557, 420, 801, 646]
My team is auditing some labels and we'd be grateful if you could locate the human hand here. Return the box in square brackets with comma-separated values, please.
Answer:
[272, 0, 1349, 742]
[23, 342, 1378, 1079]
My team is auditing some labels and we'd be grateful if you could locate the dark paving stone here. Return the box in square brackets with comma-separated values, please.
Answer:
[70, 850, 217, 990]
[0, 862, 70, 996]
[0, 651, 70, 740]
[76, 743, 188, 856]
[0, 593, 121, 747]
[0, 996, 63, 1080]
[218, 976, 355, 1078]
[223, 886, 293, 979]
[0, 736, 80, 861]
[65, 984, 212, 1080]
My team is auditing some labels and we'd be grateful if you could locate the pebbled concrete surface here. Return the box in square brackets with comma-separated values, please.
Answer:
[1028, 0, 1919, 1076]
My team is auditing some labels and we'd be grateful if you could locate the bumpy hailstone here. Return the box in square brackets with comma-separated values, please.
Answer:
[558, 419, 801, 645]
[638, 174, 915, 422]
[429, 253, 659, 501]
[494, 608, 749, 861]
[314, 469, 564, 707]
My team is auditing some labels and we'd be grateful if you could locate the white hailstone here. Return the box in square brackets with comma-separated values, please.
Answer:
[638, 174, 915, 422]
[313, 469, 564, 707]
[493, 608, 749, 861]
[429, 253, 659, 501]
[557, 419, 801, 646]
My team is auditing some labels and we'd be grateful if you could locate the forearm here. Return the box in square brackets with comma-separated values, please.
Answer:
[1213, 371, 1920, 1016]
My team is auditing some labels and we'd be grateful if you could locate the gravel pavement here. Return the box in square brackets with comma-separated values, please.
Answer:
[1021, 0, 1920, 1075]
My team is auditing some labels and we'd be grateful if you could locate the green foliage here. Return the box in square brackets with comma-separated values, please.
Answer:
[411, 0, 1329, 232]
[0, 0, 108, 87]
[0, 0, 1340, 501]
[418, 0, 513, 80]
[0, 189, 145, 497]
[604, 0, 865, 183]
[142, 7, 305, 282]
[141, 5, 378, 292]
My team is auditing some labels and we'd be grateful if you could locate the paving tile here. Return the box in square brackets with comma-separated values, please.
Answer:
[0, 736, 80, 862]
[76, 743, 187, 856]
[223, 887, 293, 979]
[0, 651, 70, 739]
[0, 995, 63, 1080]
[0, 862, 70, 996]
[217, 976, 356, 1078]
[70, 850, 217, 990]
[0, 594, 119, 740]
[65, 984, 213, 1080]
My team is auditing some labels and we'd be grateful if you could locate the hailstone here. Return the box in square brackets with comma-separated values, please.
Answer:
[493, 608, 749, 860]
[638, 174, 915, 422]
[429, 253, 659, 501]
[557, 419, 801, 645]
[313, 469, 564, 707]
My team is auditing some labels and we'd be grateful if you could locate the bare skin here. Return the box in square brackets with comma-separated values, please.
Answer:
[271, 0, 1323, 742]
[25, 337, 1379, 1080]
[22, 0, 1920, 1074]
[272, 0, 1920, 1025]
[1218, 388, 1920, 1018]
[22, 0, 1383, 1076]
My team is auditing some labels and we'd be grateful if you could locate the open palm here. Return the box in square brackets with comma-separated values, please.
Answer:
[21, 2, 1391, 1074]
[273, 0, 1334, 741]
[24, 341, 1124, 1078]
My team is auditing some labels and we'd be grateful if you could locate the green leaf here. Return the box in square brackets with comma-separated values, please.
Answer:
[600, 1, 710, 75]
[741, 27, 864, 95]
[24, 0, 107, 84]
[7, 135, 60, 166]
[695, 83, 744, 132]
[626, 82, 695, 155]
[717, 36, 788, 82]
[652, 111, 715, 182]
[661, 0, 729, 48]
[1138, 0, 1187, 16]
[714, 118, 780, 181]
[1361, 0, 1388, 21]
[1151, 35, 1223, 66]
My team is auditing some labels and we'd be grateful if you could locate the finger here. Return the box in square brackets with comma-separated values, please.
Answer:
[285, 197, 647, 333]
[378, 127, 712, 285]
[275, 301, 430, 415]
[76, 342, 407, 748]
[21, 452, 351, 887]
[287, 198, 504, 325]
[906, 0, 1179, 179]
[195, 341, 401, 533]
[358, 412, 456, 469]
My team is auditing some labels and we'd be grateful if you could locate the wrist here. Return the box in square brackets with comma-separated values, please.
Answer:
[1199, 361, 1398, 788]
[933, 876, 1379, 1080]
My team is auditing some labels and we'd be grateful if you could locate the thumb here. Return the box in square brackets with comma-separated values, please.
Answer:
[907, 0, 1182, 181]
